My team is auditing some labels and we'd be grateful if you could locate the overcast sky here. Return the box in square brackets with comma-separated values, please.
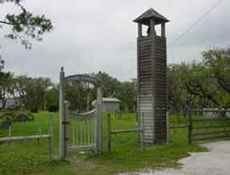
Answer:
[1, 0, 230, 82]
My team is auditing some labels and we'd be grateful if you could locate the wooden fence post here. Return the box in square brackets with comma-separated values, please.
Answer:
[140, 112, 144, 151]
[96, 87, 103, 154]
[188, 108, 192, 144]
[166, 111, 170, 144]
[63, 101, 69, 157]
[48, 112, 52, 160]
[7, 124, 12, 145]
[59, 67, 65, 160]
[137, 112, 140, 145]
[107, 113, 111, 153]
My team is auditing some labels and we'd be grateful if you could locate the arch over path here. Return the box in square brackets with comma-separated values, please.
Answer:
[64, 73, 97, 86]
[59, 67, 103, 160]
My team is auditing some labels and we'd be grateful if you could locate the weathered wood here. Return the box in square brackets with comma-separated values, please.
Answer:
[138, 23, 142, 37]
[187, 109, 230, 143]
[192, 135, 230, 142]
[169, 124, 189, 129]
[135, 9, 168, 144]
[64, 74, 97, 85]
[96, 87, 103, 154]
[192, 109, 230, 112]
[60, 68, 102, 156]
[192, 130, 230, 137]
[63, 101, 69, 157]
[111, 128, 142, 134]
[59, 67, 65, 160]
[68, 144, 96, 151]
[48, 112, 52, 160]
[188, 108, 192, 144]
[193, 125, 230, 129]
[0, 135, 50, 142]
[192, 118, 230, 122]
[107, 114, 112, 153]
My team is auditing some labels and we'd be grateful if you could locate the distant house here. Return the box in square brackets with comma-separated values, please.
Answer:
[92, 97, 120, 113]
[0, 98, 20, 109]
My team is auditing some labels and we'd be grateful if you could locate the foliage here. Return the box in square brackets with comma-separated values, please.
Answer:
[0, 110, 34, 122]
[63, 72, 136, 112]
[168, 48, 230, 112]
[46, 87, 59, 112]
[96, 72, 136, 112]
[0, 71, 13, 109]
[0, 48, 230, 113]
[13, 76, 52, 112]
[0, 0, 53, 48]
[0, 74, 53, 112]
[116, 81, 136, 112]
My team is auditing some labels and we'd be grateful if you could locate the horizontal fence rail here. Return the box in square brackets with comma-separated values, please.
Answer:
[168, 108, 230, 144]
[169, 124, 188, 129]
[111, 128, 142, 134]
[189, 109, 230, 143]
[107, 113, 143, 153]
[191, 109, 230, 112]
[0, 134, 50, 143]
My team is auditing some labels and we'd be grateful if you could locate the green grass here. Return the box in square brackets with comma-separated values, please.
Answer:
[0, 112, 207, 175]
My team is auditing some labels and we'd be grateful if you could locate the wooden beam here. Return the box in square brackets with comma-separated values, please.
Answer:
[169, 124, 189, 129]
[96, 87, 103, 154]
[0, 135, 50, 143]
[59, 67, 65, 160]
[111, 128, 142, 134]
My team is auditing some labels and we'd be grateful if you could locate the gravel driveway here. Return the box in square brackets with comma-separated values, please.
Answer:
[121, 141, 230, 175]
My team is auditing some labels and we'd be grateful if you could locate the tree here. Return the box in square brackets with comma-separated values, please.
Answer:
[14, 76, 51, 112]
[167, 48, 230, 113]
[0, 71, 13, 109]
[203, 48, 230, 94]
[168, 64, 189, 112]
[96, 71, 120, 97]
[45, 86, 59, 112]
[116, 81, 136, 112]
[0, 0, 53, 48]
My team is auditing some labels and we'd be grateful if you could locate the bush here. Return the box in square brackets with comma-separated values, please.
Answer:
[0, 111, 34, 122]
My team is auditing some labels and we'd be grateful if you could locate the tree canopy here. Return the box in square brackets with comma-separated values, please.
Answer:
[0, 0, 53, 48]
[0, 48, 229, 113]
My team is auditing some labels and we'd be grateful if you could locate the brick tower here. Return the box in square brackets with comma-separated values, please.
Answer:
[134, 8, 169, 144]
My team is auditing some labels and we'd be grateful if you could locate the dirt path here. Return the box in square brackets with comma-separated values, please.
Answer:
[121, 141, 230, 175]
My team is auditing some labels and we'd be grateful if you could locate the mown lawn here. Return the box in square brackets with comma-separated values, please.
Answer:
[0, 112, 206, 175]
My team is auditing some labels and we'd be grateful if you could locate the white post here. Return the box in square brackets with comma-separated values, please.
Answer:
[96, 87, 103, 154]
[59, 67, 65, 160]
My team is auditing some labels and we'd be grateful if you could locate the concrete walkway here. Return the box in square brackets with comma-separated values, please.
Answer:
[122, 141, 230, 175]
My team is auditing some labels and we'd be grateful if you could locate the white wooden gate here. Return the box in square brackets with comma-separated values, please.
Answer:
[59, 67, 102, 160]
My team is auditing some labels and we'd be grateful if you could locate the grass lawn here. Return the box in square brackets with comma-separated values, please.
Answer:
[0, 112, 207, 175]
